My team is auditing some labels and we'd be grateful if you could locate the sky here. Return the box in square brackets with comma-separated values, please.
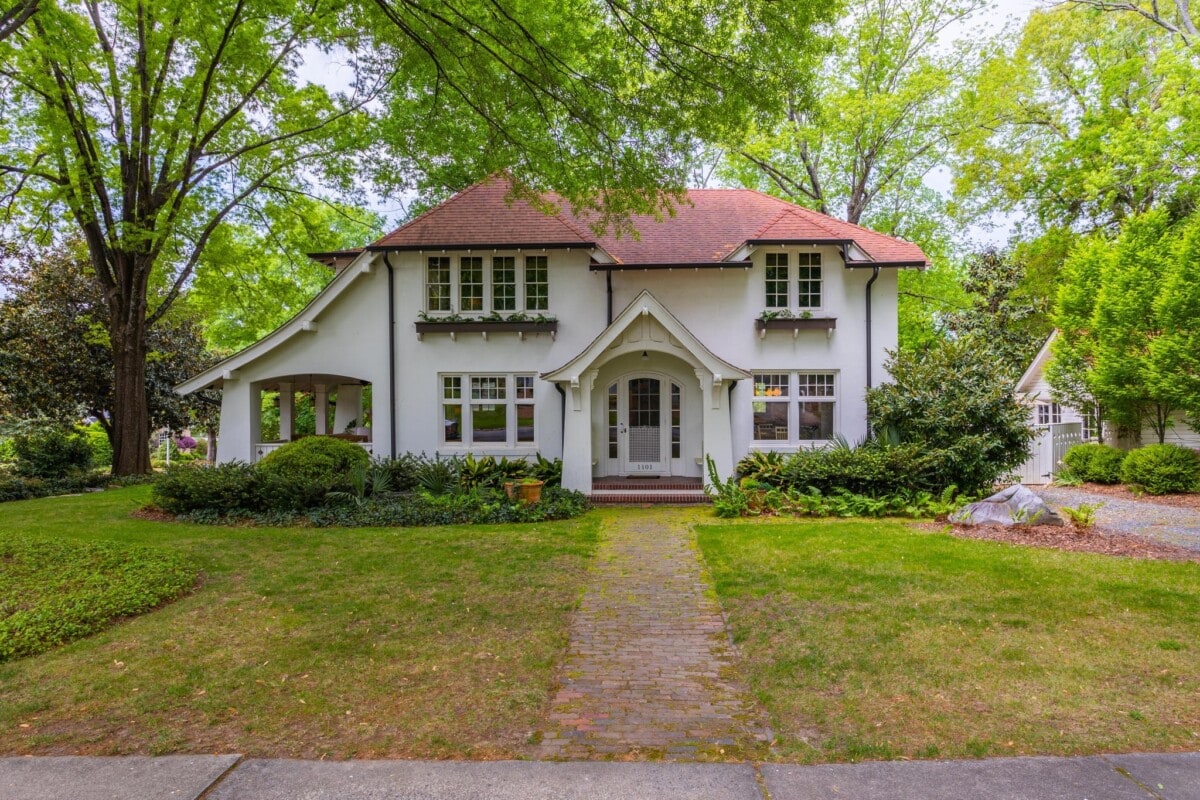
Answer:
[296, 0, 1051, 243]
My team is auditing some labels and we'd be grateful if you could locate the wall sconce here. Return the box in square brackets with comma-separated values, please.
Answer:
[640, 350, 649, 361]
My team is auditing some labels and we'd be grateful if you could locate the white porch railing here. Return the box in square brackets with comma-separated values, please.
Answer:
[253, 440, 373, 463]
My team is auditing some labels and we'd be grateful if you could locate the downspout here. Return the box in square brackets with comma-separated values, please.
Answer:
[383, 253, 398, 459]
[606, 267, 613, 325]
[865, 266, 880, 389]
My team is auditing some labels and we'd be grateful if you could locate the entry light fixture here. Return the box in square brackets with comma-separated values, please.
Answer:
[641, 350, 649, 361]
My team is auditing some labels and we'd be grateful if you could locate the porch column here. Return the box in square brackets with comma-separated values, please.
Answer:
[215, 378, 258, 464]
[696, 369, 734, 487]
[334, 384, 363, 434]
[560, 371, 597, 492]
[278, 381, 294, 441]
[314, 383, 328, 435]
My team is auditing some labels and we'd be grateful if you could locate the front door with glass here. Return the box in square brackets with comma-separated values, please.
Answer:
[606, 375, 680, 476]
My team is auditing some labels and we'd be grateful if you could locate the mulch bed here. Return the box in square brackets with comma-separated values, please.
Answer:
[921, 522, 1200, 563]
[1057, 482, 1200, 511]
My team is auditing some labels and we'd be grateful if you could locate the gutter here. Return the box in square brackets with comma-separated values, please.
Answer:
[383, 253, 399, 458]
[865, 266, 880, 389]
[606, 268, 613, 325]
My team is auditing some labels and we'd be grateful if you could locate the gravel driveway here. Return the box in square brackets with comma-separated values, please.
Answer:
[1037, 486, 1200, 553]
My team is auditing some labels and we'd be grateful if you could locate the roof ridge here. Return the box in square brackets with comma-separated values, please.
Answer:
[748, 207, 795, 240]
[783, 206, 849, 239]
[370, 176, 498, 247]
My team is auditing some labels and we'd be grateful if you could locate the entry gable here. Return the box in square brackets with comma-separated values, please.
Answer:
[541, 290, 750, 384]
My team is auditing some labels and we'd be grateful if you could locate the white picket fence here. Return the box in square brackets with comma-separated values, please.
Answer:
[1018, 422, 1083, 485]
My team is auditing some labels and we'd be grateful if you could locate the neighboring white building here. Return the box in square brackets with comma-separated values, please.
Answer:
[177, 176, 929, 494]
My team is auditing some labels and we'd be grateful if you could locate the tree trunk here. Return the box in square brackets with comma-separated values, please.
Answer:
[110, 316, 152, 475]
[206, 424, 218, 465]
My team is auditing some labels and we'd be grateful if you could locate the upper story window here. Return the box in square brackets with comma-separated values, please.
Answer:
[427, 256, 451, 311]
[752, 371, 837, 444]
[425, 254, 551, 314]
[764, 251, 823, 310]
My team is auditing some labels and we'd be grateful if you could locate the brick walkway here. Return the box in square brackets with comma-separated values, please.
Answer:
[534, 508, 770, 760]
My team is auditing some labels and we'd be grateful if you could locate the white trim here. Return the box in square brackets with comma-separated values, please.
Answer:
[541, 290, 750, 383]
[176, 250, 379, 394]
[1016, 330, 1058, 396]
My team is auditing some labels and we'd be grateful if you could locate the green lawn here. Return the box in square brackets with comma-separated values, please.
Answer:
[698, 518, 1200, 763]
[0, 486, 598, 759]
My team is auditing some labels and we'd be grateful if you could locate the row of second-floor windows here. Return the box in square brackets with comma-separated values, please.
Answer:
[765, 252, 822, 311]
[426, 255, 549, 313]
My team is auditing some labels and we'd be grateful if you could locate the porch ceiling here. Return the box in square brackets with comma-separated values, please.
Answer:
[258, 374, 369, 392]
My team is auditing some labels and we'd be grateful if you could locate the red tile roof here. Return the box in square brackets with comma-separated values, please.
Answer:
[369, 176, 929, 266]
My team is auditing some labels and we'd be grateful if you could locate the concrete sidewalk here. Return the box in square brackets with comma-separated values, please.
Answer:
[2, 752, 1198, 800]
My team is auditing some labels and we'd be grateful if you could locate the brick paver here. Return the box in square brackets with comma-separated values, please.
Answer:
[534, 508, 770, 760]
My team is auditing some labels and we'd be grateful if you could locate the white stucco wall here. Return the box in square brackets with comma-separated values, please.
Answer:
[211, 244, 903, 487]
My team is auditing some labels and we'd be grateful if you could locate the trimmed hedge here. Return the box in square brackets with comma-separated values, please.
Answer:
[1121, 444, 1200, 495]
[0, 534, 197, 661]
[737, 442, 980, 495]
[1062, 443, 1126, 484]
[0, 472, 113, 503]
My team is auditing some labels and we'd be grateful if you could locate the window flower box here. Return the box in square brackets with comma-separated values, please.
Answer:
[415, 318, 558, 341]
[755, 316, 836, 339]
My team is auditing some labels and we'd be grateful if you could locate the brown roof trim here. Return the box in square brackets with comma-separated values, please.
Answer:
[307, 249, 363, 268]
[365, 241, 597, 253]
[745, 238, 856, 247]
[843, 259, 928, 268]
[589, 260, 754, 271]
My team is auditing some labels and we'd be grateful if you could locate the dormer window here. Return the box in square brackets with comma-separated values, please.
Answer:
[764, 251, 823, 310]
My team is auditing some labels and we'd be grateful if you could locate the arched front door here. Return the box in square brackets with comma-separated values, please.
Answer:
[606, 374, 681, 476]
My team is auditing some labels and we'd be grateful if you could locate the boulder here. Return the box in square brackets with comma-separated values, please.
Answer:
[949, 485, 1065, 527]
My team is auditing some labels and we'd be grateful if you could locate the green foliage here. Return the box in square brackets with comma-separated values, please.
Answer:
[0, 472, 113, 503]
[81, 423, 112, 468]
[867, 339, 1035, 492]
[0, 438, 13, 464]
[1062, 443, 1126, 484]
[12, 429, 93, 479]
[954, 6, 1198, 230]
[152, 463, 263, 514]
[1120, 445, 1200, 495]
[1061, 502, 1104, 529]
[0, 534, 196, 662]
[707, 454, 750, 518]
[257, 437, 371, 490]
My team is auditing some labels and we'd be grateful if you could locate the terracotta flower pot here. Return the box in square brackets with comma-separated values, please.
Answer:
[516, 480, 544, 504]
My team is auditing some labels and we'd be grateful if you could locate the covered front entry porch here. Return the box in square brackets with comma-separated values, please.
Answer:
[542, 290, 749, 493]
[248, 374, 374, 463]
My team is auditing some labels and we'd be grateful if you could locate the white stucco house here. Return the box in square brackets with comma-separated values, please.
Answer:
[177, 176, 929, 495]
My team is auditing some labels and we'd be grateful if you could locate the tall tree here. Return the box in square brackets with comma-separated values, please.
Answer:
[1147, 213, 1200, 430]
[954, 6, 1200, 233]
[0, 0, 37, 41]
[1046, 237, 1108, 442]
[188, 198, 381, 352]
[724, 0, 988, 228]
[1068, 0, 1198, 45]
[0, 0, 836, 474]
[0, 240, 213, 454]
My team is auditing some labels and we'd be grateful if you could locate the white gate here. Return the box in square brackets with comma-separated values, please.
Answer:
[1018, 422, 1082, 485]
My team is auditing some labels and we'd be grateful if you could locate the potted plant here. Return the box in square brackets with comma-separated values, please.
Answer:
[516, 477, 544, 504]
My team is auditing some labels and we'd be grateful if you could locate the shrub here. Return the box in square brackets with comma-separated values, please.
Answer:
[0, 534, 196, 662]
[81, 422, 113, 468]
[1121, 444, 1200, 495]
[1061, 443, 1125, 484]
[12, 429, 93, 478]
[737, 442, 953, 496]
[0, 437, 16, 465]
[152, 462, 262, 514]
[0, 472, 112, 503]
[256, 436, 370, 502]
[867, 338, 1035, 493]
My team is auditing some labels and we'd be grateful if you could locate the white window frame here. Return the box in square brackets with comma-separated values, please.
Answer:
[751, 371, 838, 447]
[423, 253, 551, 315]
[439, 372, 537, 450]
[763, 250, 824, 313]
[1036, 402, 1062, 426]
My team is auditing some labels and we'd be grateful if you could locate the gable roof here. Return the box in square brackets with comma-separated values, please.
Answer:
[366, 176, 929, 267]
[1016, 331, 1058, 395]
[541, 289, 750, 382]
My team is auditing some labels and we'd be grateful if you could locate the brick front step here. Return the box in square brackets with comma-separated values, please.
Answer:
[588, 490, 711, 505]
[591, 482, 704, 492]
